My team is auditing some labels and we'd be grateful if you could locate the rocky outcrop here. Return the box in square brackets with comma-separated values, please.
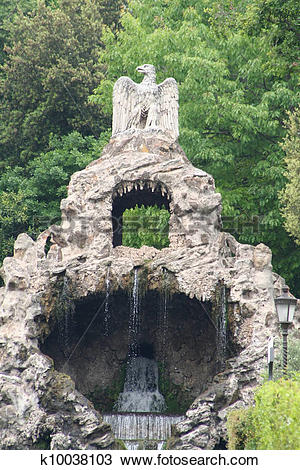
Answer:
[0, 233, 115, 449]
[0, 129, 298, 449]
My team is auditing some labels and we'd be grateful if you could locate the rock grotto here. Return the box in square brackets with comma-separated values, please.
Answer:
[0, 65, 299, 450]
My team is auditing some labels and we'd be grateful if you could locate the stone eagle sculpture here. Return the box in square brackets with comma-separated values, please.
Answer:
[112, 64, 179, 138]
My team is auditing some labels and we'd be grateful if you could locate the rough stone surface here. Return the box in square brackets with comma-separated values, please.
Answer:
[0, 129, 299, 449]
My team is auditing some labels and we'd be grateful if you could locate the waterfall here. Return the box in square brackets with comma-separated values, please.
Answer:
[58, 275, 75, 356]
[103, 413, 184, 450]
[119, 268, 165, 413]
[128, 268, 140, 358]
[217, 284, 227, 368]
[158, 268, 169, 362]
[114, 355, 173, 449]
[116, 357, 165, 413]
[103, 268, 111, 336]
[107, 267, 182, 450]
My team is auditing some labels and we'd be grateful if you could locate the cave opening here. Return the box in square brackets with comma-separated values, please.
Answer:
[112, 180, 171, 248]
[40, 288, 220, 414]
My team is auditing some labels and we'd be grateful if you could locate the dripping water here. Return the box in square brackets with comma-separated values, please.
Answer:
[109, 267, 183, 449]
[103, 268, 111, 336]
[128, 267, 140, 359]
[158, 267, 169, 363]
[217, 284, 227, 369]
[119, 267, 144, 407]
[58, 275, 75, 357]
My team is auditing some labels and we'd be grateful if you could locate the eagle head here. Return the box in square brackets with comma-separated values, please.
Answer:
[136, 64, 156, 77]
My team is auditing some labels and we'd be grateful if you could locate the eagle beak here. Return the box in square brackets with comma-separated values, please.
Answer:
[136, 66, 144, 73]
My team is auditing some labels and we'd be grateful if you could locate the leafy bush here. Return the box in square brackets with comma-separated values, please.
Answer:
[227, 373, 300, 449]
[227, 408, 256, 450]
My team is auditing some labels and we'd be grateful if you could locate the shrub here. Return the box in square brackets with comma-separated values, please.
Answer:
[227, 408, 256, 450]
[227, 373, 300, 449]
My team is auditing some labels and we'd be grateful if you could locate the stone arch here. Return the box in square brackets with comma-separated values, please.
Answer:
[111, 179, 172, 247]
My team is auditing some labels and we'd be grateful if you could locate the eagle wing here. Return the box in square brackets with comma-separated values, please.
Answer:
[157, 77, 179, 138]
[112, 76, 139, 136]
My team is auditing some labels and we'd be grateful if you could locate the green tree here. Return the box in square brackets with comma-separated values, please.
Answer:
[98, 0, 125, 30]
[0, 0, 127, 268]
[0, 0, 37, 64]
[280, 108, 300, 245]
[237, 0, 300, 62]
[91, 0, 300, 294]
[122, 205, 170, 249]
[0, 190, 30, 268]
[0, 131, 110, 264]
[0, 0, 109, 165]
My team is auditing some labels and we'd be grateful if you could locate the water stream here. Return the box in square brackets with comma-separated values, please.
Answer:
[217, 284, 227, 368]
[103, 268, 111, 336]
[107, 268, 182, 449]
[58, 275, 75, 356]
[116, 356, 165, 413]
[128, 268, 140, 358]
[103, 413, 183, 450]
[158, 268, 169, 363]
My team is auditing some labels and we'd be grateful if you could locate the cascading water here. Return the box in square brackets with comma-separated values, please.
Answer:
[128, 267, 140, 358]
[58, 275, 75, 356]
[103, 413, 183, 450]
[105, 268, 183, 449]
[217, 284, 227, 369]
[116, 356, 165, 413]
[103, 268, 111, 336]
[158, 267, 169, 363]
[118, 268, 165, 413]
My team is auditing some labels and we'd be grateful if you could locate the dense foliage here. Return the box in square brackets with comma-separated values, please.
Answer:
[0, 131, 109, 261]
[91, 0, 300, 294]
[0, 0, 299, 297]
[122, 205, 170, 249]
[227, 373, 300, 449]
[280, 108, 300, 245]
[0, 0, 37, 64]
[0, 0, 117, 262]
[0, 0, 110, 165]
